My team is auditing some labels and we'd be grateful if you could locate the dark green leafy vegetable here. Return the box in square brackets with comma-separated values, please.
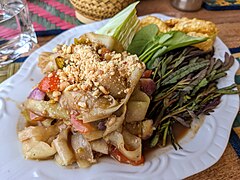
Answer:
[128, 30, 208, 68]
[161, 61, 209, 85]
[145, 47, 238, 149]
[149, 31, 207, 63]
[127, 24, 159, 56]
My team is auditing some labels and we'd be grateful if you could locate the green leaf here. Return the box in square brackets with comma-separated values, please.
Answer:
[150, 31, 207, 61]
[149, 45, 168, 62]
[127, 24, 159, 55]
[96, 1, 140, 49]
[146, 46, 167, 69]
[157, 33, 173, 44]
[163, 31, 208, 51]
[139, 42, 160, 60]
[145, 33, 173, 59]
[144, 33, 173, 62]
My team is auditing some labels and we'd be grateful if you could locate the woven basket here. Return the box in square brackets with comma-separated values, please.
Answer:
[70, 0, 136, 23]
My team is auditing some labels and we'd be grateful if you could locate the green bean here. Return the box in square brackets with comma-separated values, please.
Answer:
[218, 84, 236, 90]
[212, 59, 223, 70]
[161, 55, 173, 76]
[206, 58, 215, 75]
[162, 121, 170, 146]
[191, 78, 208, 96]
[147, 47, 238, 149]
[183, 68, 208, 93]
[189, 57, 199, 64]
[217, 89, 239, 94]
[150, 134, 160, 147]
[161, 62, 209, 85]
[209, 72, 227, 82]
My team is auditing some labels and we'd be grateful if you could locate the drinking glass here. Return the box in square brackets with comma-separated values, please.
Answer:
[0, 0, 37, 74]
[171, 0, 203, 11]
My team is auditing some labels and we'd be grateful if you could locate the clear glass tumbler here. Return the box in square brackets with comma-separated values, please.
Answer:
[0, 0, 37, 69]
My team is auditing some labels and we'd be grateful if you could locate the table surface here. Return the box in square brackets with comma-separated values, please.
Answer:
[37, 0, 240, 179]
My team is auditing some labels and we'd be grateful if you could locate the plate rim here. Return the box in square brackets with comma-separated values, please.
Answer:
[0, 13, 239, 180]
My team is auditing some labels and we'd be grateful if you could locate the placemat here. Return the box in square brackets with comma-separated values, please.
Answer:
[187, 143, 240, 179]
[28, 0, 83, 36]
[1, 0, 240, 170]
[203, 0, 240, 10]
[231, 52, 240, 157]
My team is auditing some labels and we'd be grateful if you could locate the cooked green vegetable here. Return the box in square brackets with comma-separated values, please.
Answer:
[146, 47, 238, 149]
[161, 61, 209, 86]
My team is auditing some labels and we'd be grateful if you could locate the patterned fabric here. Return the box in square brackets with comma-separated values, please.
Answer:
[230, 54, 240, 157]
[203, 0, 240, 10]
[28, 0, 83, 32]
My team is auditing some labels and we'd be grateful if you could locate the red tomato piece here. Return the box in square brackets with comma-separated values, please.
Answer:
[70, 114, 95, 134]
[109, 146, 144, 166]
[142, 70, 152, 78]
[38, 72, 60, 93]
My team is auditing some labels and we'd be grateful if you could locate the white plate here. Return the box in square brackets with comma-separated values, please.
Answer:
[0, 14, 239, 180]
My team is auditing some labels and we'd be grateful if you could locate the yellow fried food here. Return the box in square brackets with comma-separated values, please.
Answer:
[168, 18, 217, 51]
[186, 32, 216, 52]
[139, 16, 170, 33]
[165, 17, 217, 36]
[140, 16, 218, 51]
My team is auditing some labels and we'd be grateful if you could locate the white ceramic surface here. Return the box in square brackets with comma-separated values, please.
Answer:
[0, 14, 239, 180]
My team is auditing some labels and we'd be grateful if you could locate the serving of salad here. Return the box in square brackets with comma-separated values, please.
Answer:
[18, 2, 238, 168]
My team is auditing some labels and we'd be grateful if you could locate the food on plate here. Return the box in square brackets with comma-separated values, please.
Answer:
[145, 47, 236, 148]
[95, 1, 139, 50]
[19, 39, 148, 167]
[18, 2, 238, 167]
[139, 16, 217, 51]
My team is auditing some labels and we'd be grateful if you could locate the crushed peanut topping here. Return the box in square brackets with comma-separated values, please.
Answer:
[52, 91, 61, 98]
[54, 43, 145, 96]
[78, 101, 87, 108]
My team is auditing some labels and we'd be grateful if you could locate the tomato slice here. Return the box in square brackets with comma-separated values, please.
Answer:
[70, 114, 95, 134]
[38, 72, 60, 93]
[109, 146, 144, 166]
